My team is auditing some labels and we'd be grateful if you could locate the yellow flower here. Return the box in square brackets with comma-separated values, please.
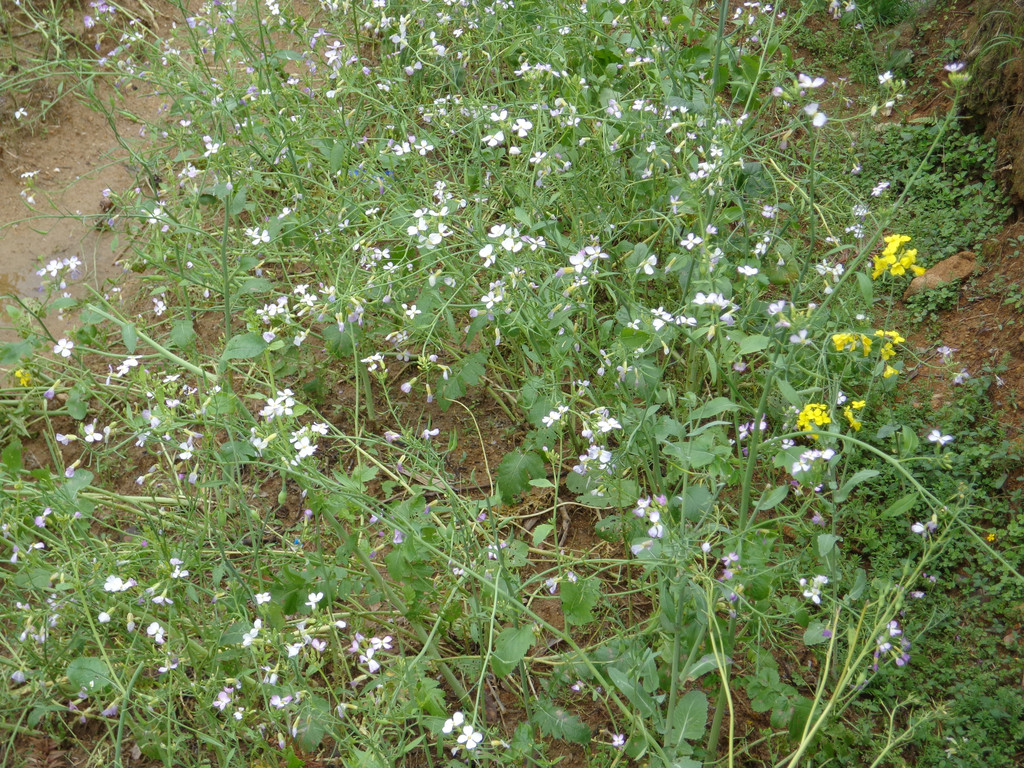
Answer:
[831, 333, 873, 355]
[797, 402, 832, 435]
[874, 330, 905, 344]
[832, 332, 858, 352]
[873, 235, 922, 280]
[843, 400, 866, 431]
[986, 532, 996, 542]
[883, 234, 912, 252]
[14, 369, 31, 386]
[883, 364, 899, 378]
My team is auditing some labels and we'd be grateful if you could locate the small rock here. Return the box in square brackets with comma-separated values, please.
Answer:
[903, 250, 978, 299]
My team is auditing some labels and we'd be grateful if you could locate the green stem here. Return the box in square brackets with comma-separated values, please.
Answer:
[82, 301, 218, 385]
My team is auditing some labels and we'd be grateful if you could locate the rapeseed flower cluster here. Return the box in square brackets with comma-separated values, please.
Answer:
[871, 234, 925, 280]
[843, 400, 866, 431]
[797, 403, 831, 436]
[832, 329, 906, 378]
[831, 332, 873, 356]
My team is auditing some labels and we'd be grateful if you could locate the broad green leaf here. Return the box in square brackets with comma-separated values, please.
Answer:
[817, 534, 840, 559]
[236, 277, 275, 295]
[671, 690, 708, 742]
[776, 377, 801, 406]
[803, 621, 831, 646]
[561, 579, 599, 626]
[531, 700, 591, 745]
[170, 319, 196, 348]
[755, 485, 788, 511]
[845, 568, 868, 601]
[66, 657, 113, 693]
[789, 696, 814, 742]
[2, 439, 23, 473]
[608, 666, 657, 718]
[491, 626, 535, 677]
[531, 523, 555, 546]
[883, 492, 918, 519]
[121, 323, 138, 354]
[834, 469, 880, 503]
[330, 141, 347, 175]
[220, 333, 267, 365]
[0, 339, 34, 365]
[228, 186, 248, 216]
[738, 334, 769, 355]
[496, 450, 545, 502]
[687, 396, 738, 422]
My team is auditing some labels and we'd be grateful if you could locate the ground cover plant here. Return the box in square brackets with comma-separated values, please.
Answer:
[1, 0, 1021, 766]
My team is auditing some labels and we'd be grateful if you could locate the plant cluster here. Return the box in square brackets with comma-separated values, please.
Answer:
[0, 1, 1018, 767]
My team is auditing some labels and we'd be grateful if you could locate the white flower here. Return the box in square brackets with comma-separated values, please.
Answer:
[926, 429, 953, 446]
[255, 592, 271, 605]
[259, 389, 296, 420]
[53, 339, 74, 358]
[637, 254, 657, 275]
[147, 622, 165, 644]
[458, 724, 484, 750]
[680, 233, 703, 250]
[305, 591, 324, 609]
[799, 574, 829, 605]
[247, 227, 270, 245]
[442, 711, 465, 734]
[511, 118, 533, 137]
[104, 575, 132, 593]
[803, 102, 827, 127]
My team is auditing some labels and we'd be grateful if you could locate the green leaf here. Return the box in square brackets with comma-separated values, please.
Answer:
[491, 626, 535, 677]
[228, 186, 248, 216]
[845, 568, 868, 601]
[856, 271, 874, 304]
[0, 339, 34, 365]
[834, 469, 880, 503]
[685, 653, 724, 681]
[803, 621, 831, 646]
[671, 690, 708, 742]
[531, 700, 591, 745]
[883, 492, 918, 519]
[2, 439, 23, 473]
[219, 333, 267, 367]
[788, 696, 814, 742]
[66, 657, 113, 693]
[120, 323, 138, 354]
[292, 698, 328, 752]
[737, 334, 770, 355]
[561, 578, 599, 626]
[170, 319, 196, 348]
[776, 377, 801, 406]
[457, 351, 487, 387]
[608, 666, 657, 718]
[817, 534, 840, 559]
[755, 485, 788, 511]
[330, 141, 347, 175]
[236, 277, 275, 295]
[688, 396, 738, 422]
[496, 450, 545, 502]
[531, 523, 554, 546]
